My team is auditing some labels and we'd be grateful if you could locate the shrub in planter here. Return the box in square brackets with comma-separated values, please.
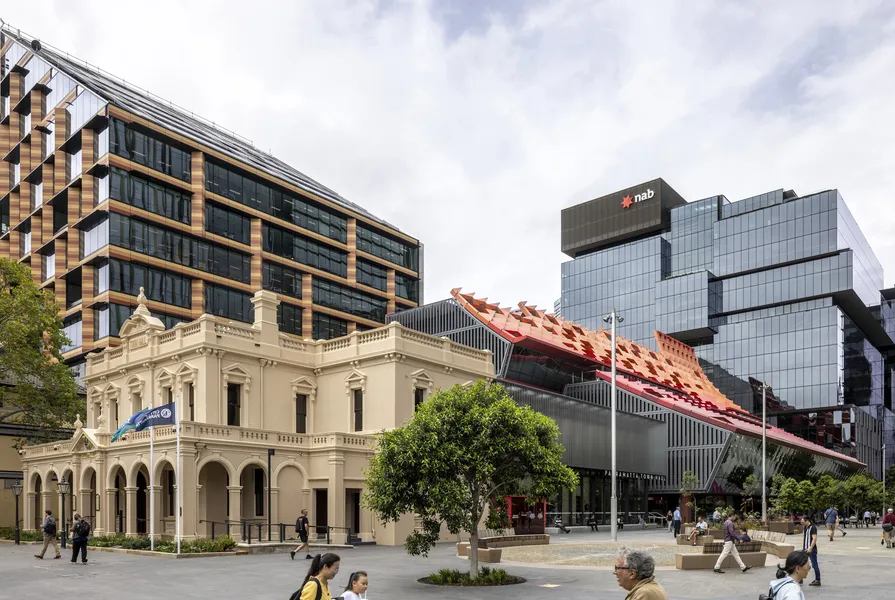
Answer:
[422, 567, 524, 586]
[0, 527, 44, 542]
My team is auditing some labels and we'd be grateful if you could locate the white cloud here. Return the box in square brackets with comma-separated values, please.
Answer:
[5, 0, 895, 313]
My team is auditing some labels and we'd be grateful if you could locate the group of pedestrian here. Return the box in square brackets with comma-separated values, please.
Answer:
[32, 509, 92, 565]
[290, 553, 369, 600]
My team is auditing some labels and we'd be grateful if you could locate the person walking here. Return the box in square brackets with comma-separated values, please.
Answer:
[33, 509, 61, 560]
[765, 551, 810, 600]
[864, 510, 872, 527]
[713, 514, 752, 574]
[672, 506, 682, 537]
[882, 508, 895, 548]
[70, 513, 91, 564]
[833, 508, 846, 537]
[823, 505, 838, 541]
[340, 571, 368, 600]
[614, 548, 668, 599]
[712, 508, 721, 526]
[291, 509, 312, 560]
[800, 515, 820, 587]
[666, 510, 673, 533]
[291, 553, 340, 600]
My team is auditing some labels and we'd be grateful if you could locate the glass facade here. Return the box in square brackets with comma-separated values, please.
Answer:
[109, 118, 192, 182]
[96, 258, 192, 308]
[356, 258, 387, 292]
[262, 261, 302, 300]
[108, 167, 191, 223]
[205, 201, 251, 244]
[204, 283, 253, 323]
[312, 312, 348, 340]
[356, 224, 419, 271]
[95, 303, 186, 340]
[277, 302, 303, 337]
[562, 185, 895, 473]
[312, 279, 387, 323]
[263, 223, 348, 278]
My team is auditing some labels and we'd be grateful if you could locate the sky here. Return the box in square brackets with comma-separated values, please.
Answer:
[4, 0, 895, 310]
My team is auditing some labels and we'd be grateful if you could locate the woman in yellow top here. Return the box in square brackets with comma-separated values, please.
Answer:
[295, 553, 341, 600]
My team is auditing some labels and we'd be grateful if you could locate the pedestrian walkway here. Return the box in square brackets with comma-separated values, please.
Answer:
[1, 526, 893, 599]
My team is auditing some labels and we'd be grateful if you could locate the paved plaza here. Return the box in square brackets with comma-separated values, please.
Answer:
[3, 526, 895, 599]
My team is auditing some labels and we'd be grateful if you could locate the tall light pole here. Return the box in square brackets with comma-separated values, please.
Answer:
[12, 480, 22, 545]
[883, 444, 887, 518]
[58, 477, 71, 549]
[761, 383, 768, 524]
[604, 309, 623, 542]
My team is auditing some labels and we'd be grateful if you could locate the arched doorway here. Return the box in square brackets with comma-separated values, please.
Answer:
[239, 462, 267, 535]
[61, 468, 74, 534]
[157, 461, 176, 537]
[198, 461, 230, 538]
[108, 465, 127, 534]
[81, 468, 97, 531]
[136, 469, 148, 535]
[277, 464, 305, 540]
[32, 474, 43, 530]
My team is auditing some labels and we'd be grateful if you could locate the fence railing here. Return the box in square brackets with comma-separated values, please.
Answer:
[198, 520, 354, 545]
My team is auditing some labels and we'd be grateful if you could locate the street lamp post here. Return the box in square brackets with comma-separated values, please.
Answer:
[58, 477, 71, 549]
[268, 448, 275, 542]
[603, 309, 623, 542]
[883, 444, 887, 517]
[761, 383, 768, 524]
[12, 480, 23, 545]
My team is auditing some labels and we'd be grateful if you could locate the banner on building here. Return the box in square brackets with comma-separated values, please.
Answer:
[135, 402, 177, 432]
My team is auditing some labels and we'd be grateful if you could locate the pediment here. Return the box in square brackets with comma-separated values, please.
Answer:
[344, 369, 367, 394]
[118, 306, 165, 338]
[410, 369, 435, 388]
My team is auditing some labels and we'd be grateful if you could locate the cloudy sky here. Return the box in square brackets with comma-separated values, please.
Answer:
[6, 1, 895, 309]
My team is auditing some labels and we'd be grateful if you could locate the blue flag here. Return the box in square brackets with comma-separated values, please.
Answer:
[111, 407, 151, 443]
[134, 402, 176, 431]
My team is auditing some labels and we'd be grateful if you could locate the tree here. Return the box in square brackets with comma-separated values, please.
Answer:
[771, 477, 799, 516]
[814, 474, 843, 511]
[364, 380, 578, 575]
[680, 471, 700, 516]
[842, 473, 881, 515]
[793, 480, 816, 515]
[0, 259, 81, 435]
[741, 474, 761, 514]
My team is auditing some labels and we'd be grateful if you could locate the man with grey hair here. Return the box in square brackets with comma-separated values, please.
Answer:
[613, 548, 668, 599]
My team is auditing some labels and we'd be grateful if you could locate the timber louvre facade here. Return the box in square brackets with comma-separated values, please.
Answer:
[0, 26, 422, 387]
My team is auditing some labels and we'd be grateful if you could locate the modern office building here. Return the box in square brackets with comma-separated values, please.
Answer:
[561, 178, 895, 475]
[0, 27, 421, 385]
[390, 289, 862, 521]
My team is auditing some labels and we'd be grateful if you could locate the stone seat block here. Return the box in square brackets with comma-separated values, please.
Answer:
[676, 551, 767, 570]
[676, 534, 714, 545]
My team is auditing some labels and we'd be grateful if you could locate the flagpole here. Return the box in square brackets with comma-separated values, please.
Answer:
[176, 399, 182, 555]
[150, 425, 155, 551]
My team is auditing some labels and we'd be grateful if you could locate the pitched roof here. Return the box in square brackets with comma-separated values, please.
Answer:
[450, 288, 864, 468]
[1, 26, 403, 233]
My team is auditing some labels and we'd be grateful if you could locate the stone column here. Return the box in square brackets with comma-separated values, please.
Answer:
[327, 453, 346, 544]
[41, 491, 53, 521]
[268, 487, 280, 540]
[149, 485, 161, 541]
[79, 490, 92, 528]
[94, 458, 106, 536]
[24, 491, 37, 532]
[105, 488, 118, 533]
[227, 485, 243, 541]
[125, 486, 138, 536]
[181, 447, 198, 540]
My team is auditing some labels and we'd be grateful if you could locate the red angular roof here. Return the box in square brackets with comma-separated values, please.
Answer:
[450, 288, 864, 468]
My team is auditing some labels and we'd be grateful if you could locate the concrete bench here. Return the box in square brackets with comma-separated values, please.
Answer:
[478, 548, 503, 563]
[677, 534, 715, 546]
[703, 541, 762, 554]
[477, 534, 550, 548]
[676, 551, 767, 570]
[756, 540, 795, 558]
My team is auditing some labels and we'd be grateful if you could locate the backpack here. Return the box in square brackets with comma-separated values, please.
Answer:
[75, 519, 91, 538]
[44, 517, 57, 537]
[289, 578, 322, 600]
[759, 580, 795, 600]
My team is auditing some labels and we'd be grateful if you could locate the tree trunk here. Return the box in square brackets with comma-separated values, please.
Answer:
[468, 529, 479, 576]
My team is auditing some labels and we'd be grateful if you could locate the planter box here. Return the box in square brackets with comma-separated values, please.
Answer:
[767, 522, 796, 535]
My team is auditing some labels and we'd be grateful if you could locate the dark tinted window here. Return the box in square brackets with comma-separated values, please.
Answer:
[313, 278, 387, 323]
[262, 261, 302, 299]
[262, 223, 347, 277]
[356, 224, 418, 270]
[356, 259, 387, 291]
[108, 167, 191, 223]
[109, 119, 191, 182]
[312, 312, 348, 340]
[395, 273, 419, 302]
[277, 302, 303, 336]
[204, 201, 251, 244]
[205, 283, 253, 323]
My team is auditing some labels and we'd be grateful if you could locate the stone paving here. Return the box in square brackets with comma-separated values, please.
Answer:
[2, 526, 895, 599]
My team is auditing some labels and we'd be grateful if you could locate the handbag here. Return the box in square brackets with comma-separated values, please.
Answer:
[883, 523, 893, 532]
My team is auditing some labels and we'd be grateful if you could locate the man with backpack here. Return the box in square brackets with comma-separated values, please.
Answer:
[290, 508, 312, 560]
[34, 509, 61, 560]
[70, 512, 91, 564]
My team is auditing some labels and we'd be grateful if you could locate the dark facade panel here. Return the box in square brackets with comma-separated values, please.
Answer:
[561, 178, 687, 258]
[500, 380, 666, 478]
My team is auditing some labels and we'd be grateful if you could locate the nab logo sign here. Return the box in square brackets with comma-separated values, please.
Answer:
[621, 188, 655, 209]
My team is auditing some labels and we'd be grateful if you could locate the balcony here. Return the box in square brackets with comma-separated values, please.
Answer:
[66, 150, 82, 184]
[20, 230, 31, 256]
[31, 182, 43, 210]
[43, 253, 55, 281]
[21, 112, 31, 140]
[11, 163, 21, 188]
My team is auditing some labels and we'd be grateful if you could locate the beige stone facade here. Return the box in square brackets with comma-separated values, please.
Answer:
[19, 290, 493, 545]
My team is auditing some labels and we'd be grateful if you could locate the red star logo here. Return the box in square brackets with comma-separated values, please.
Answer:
[621, 195, 633, 209]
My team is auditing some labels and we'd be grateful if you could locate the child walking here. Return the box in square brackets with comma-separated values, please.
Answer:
[340, 571, 368, 600]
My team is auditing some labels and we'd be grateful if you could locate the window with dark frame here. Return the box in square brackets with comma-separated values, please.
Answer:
[188, 383, 195, 421]
[227, 383, 241, 426]
[414, 387, 425, 412]
[296, 393, 308, 434]
[254, 468, 264, 516]
[353, 388, 363, 432]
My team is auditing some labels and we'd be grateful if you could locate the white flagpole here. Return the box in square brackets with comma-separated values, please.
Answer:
[176, 400, 182, 555]
[150, 425, 155, 551]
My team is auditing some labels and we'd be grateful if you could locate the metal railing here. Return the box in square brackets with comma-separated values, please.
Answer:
[197, 520, 354, 545]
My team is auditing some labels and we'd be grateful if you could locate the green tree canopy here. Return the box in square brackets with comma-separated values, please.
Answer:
[793, 479, 816, 515]
[0, 259, 81, 435]
[815, 474, 844, 510]
[680, 470, 700, 513]
[364, 380, 578, 575]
